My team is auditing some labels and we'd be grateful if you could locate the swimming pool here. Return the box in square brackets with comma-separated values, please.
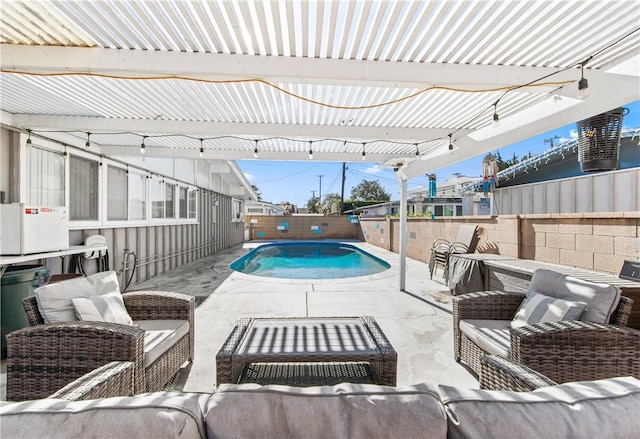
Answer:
[230, 242, 391, 279]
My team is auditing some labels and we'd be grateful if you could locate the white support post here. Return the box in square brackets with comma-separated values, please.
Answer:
[398, 177, 408, 291]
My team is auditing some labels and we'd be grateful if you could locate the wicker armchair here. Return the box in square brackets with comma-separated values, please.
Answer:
[6, 291, 194, 401]
[479, 355, 558, 391]
[428, 224, 479, 280]
[453, 284, 640, 385]
[48, 361, 136, 401]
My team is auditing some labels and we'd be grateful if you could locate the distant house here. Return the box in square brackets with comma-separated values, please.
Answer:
[245, 201, 286, 216]
[460, 129, 640, 215]
[347, 175, 477, 218]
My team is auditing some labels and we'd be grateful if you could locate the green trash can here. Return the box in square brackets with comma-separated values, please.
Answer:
[1, 265, 49, 358]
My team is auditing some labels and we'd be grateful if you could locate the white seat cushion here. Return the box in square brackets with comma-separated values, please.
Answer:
[529, 269, 620, 323]
[439, 376, 640, 439]
[136, 320, 190, 367]
[511, 291, 587, 329]
[207, 382, 447, 439]
[459, 319, 511, 358]
[72, 291, 134, 325]
[35, 271, 121, 323]
[0, 392, 208, 439]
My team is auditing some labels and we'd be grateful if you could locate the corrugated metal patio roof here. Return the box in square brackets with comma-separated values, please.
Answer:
[1, 0, 639, 178]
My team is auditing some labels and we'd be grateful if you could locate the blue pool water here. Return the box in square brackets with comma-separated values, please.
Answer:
[230, 242, 391, 279]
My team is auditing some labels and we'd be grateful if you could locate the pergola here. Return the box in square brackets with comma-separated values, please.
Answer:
[2, 0, 639, 288]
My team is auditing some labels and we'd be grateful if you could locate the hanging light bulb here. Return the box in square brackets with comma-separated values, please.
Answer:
[140, 136, 146, 154]
[253, 140, 259, 158]
[85, 132, 91, 148]
[26, 129, 32, 145]
[361, 143, 366, 161]
[577, 62, 589, 99]
[199, 138, 204, 158]
[415, 143, 420, 156]
[448, 134, 454, 150]
[492, 102, 500, 127]
[308, 141, 313, 160]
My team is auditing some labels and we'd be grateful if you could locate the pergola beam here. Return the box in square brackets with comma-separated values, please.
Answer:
[1, 44, 578, 89]
[11, 113, 464, 142]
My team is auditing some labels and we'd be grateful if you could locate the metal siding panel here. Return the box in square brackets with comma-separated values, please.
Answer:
[559, 180, 575, 214]
[593, 174, 613, 212]
[575, 177, 592, 213]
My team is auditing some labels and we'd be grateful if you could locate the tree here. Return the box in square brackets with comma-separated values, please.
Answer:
[350, 180, 391, 202]
[321, 193, 343, 214]
[306, 196, 320, 213]
[494, 151, 532, 172]
[251, 184, 262, 201]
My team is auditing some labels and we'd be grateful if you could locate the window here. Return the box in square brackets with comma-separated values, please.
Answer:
[70, 155, 99, 221]
[188, 190, 197, 219]
[456, 205, 463, 216]
[107, 165, 127, 220]
[179, 186, 188, 218]
[129, 172, 146, 220]
[231, 199, 242, 222]
[165, 183, 175, 218]
[26, 145, 65, 206]
[150, 179, 164, 218]
[443, 205, 454, 217]
[434, 205, 443, 216]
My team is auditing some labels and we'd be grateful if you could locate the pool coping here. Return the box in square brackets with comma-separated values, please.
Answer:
[227, 240, 402, 285]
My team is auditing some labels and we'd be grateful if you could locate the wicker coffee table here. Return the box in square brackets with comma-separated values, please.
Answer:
[216, 316, 397, 387]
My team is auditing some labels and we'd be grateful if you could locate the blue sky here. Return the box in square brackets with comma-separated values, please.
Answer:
[238, 99, 640, 206]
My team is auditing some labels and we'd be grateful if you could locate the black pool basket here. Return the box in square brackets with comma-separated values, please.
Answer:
[576, 107, 627, 172]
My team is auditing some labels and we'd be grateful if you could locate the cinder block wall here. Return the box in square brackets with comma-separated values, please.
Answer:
[360, 213, 639, 275]
[246, 215, 363, 240]
[520, 213, 640, 274]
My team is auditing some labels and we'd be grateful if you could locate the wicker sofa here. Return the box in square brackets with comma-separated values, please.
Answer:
[5, 271, 194, 401]
[1, 359, 640, 439]
[454, 268, 640, 384]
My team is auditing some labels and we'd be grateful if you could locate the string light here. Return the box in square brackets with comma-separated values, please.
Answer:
[253, 140, 258, 158]
[415, 143, 420, 156]
[578, 62, 589, 99]
[308, 141, 313, 160]
[362, 143, 366, 160]
[448, 134, 454, 150]
[199, 138, 204, 158]
[492, 102, 500, 127]
[140, 136, 146, 154]
[26, 129, 32, 145]
[85, 132, 91, 148]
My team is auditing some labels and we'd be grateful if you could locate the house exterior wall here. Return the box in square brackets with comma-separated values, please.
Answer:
[246, 215, 363, 241]
[493, 167, 639, 215]
[50, 190, 244, 288]
[360, 213, 639, 276]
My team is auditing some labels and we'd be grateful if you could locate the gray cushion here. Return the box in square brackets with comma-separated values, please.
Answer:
[439, 376, 640, 439]
[72, 291, 134, 326]
[136, 320, 190, 367]
[459, 319, 511, 358]
[206, 382, 447, 439]
[529, 269, 620, 323]
[35, 271, 121, 323]
[0, 392, 208, 439]
[511, 291, 586, 329]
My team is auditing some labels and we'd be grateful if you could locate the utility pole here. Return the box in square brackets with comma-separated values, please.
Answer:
[340, 163, 347, 213]
[311, 190, 316, 198]
[317, 175, 324, 203]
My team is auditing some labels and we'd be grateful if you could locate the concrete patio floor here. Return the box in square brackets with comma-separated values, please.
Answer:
[132, 240, 479, 393]
[0, 240, 478, 400]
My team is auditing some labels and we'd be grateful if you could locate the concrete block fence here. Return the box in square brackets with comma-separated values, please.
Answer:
[245, 213, 639, 276]
[359, 213, 640, 276]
